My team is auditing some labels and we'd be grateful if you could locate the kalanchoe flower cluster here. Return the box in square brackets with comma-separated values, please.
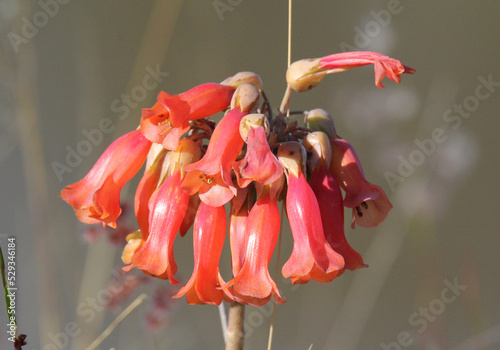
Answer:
[61, 51, 414, 306]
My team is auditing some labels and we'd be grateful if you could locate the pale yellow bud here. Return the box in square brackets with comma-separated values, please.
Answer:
[304, 108, 337, 138]
[277, 142, 307, 178]
[170, 139, 202, 177]
[239, 113, 270, 142]
[302, 131, 332, 170]
[230, 83, 260, 112]
[221, 71, 263, 90]
[286, 58, 325, 92]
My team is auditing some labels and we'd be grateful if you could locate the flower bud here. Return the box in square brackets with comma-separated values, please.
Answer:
[169, 139, 202, 177]
[239, 113, 270, 142]
[277, 142, 307, 178]
[304, 109, 337, 138]
[230, 83, 260, 112]
[302, 131, 332, 170]
[286, 58, 325, 92]
[221, 71, 263, 90]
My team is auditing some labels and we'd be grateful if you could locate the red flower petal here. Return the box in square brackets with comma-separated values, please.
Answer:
[60, 130, 152, 227]
[310, 166, 365, 271]
[228, 193, 285, 306]
[234, 126, 283, 187]
[131, 170, 189, 282]
[329, 138, 393, 228]
[282, 171, 345, 284]
[174, 203, 232, 305]
[319, 51, 415, 88]
[141, 84, 235, 149]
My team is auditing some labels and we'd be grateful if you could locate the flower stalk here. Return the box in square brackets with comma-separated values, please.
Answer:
[225, 302, 245, 350]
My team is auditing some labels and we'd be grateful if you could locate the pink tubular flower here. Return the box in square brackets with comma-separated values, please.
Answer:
[286, 51, 415, 92]
[310, 166, 365, 272]
[329, 138, 393, 228]
[227, 190, 285, 306]
[181, 107, 247, 206]
[60, 130, 152, 228]
[319, 51, 415, 88]
[174, 203, 232, 305]
[234, 126, 283, 187]
[129, 139, 201, 281]
[130, 170, 188, 282]
[303, 131, 364, 272]
[140, 83, 235, 150]
[279, 143, 344, 284]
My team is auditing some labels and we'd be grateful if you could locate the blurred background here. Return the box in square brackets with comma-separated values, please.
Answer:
[1, 1, 499, 349]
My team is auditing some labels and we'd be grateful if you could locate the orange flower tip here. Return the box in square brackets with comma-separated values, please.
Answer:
[221, 71, 263, 90]
[302, 131, 332, 170]
[239, 113, 269, 142]
[286, 58, 324, 92]
[230, 83, 260, 112]
[277, 142, 307, 178]
[304, 108, 337, 138]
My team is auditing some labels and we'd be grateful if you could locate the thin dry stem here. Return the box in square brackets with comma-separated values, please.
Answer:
[225, 302, 245, 350]
[85, 293, 147, 350]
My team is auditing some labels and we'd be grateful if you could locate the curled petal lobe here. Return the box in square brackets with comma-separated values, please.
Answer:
[60, 130, 152, 227]
[330, 138, 392, 228]
[234, 126, 283, 187]
[174, 203, 232, 305]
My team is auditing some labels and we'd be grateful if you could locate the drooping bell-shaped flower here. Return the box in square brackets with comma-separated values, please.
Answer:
[60, 130, 152, 227]
[303, 132, 365, 272]
[174, 202, 232, 305]
[278, 142, 345, 284]
[129, 139, 201, 282]
[233, 114, 283, 188]
[182, 84, 260, 207]
[141, 83, 235, 150]
[286, 51, 415, 92]
[226, 180, 286, 306]
[330, 138, 393, 228]
[305, 109, 393, 229]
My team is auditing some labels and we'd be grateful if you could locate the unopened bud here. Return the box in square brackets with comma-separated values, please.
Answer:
[302, 131, 332, 170]
[230, 83, 260, 112]
[239, 113, 270, 142]
[277, 142, 307, 178]
[221, 71, 263, 90]
[304, 108, 337, 138]
[170, 139, 202, 177]
[286, 58, 325, 92]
